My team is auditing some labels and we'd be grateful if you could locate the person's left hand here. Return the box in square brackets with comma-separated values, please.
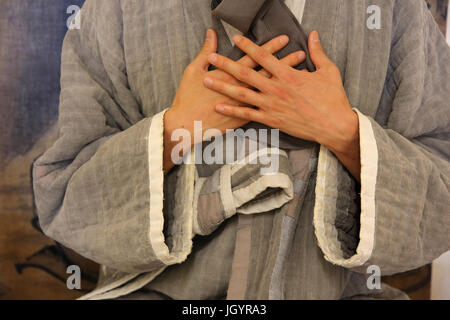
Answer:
[203, 31, 360, 159]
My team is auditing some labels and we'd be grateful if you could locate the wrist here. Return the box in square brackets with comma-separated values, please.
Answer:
[322, 109, 361, 181]
[322, 109, 360, 156]
[163, 108, 197, 173]
[163, 108, 182, 173]
[163, 108, 177, 140]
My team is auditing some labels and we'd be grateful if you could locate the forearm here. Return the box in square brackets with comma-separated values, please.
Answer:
[330, 140, 361, 183]
[162, 108, 197, 175]
[320, 110, 361, 182]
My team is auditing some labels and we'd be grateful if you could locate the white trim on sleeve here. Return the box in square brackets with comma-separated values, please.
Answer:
[148, 109, 196, 265]
[314, 109, 378, 268]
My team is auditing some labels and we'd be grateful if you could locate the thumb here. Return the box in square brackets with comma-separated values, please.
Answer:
[195, 29, 218, 71]
[308, 31, 331, 70]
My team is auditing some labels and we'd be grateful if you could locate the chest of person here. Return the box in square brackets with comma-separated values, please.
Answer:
[121, 0, 393, 120]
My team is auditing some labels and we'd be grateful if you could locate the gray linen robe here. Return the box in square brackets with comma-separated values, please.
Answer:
[32, 0, 450, 300]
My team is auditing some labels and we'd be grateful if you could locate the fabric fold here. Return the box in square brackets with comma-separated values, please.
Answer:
[193, 145, 294, 236]
[211, 0, 266, 34]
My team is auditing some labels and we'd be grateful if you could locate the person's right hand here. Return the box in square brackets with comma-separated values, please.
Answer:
[163, 29, 306, 173]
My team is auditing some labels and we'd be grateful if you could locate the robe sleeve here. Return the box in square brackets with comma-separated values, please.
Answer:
[32, 0, 195, 274]
[314, 0, 450, 275]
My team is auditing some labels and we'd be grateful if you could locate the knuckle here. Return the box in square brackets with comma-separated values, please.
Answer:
[264, 43, 276, 53]
[241, 109, 252, 119]
[238, 66, 250, 80]
[237, 88, 248, 100]
[265, 47, 274, 55]
[278, 69, 295, 82]
[256, 49, 269, 61]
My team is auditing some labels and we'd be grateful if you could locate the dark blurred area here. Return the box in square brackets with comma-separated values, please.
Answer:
[0, 0, 447, 300]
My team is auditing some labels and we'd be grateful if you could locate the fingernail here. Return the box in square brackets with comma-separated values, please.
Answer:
[216, 104, 227, 112]
[206, 29, 213, 40]
[204, 77, 214, 86]
[208, 53, 218, 63]
[299, 51, 306, 59]
[280, 35, 289, 45]
[233, 35, 243, 44]
[312, 31, 319, 42]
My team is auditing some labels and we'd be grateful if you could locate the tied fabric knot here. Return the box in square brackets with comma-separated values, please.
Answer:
[212, 0, 316, 72]
[192, 137, 294, 236]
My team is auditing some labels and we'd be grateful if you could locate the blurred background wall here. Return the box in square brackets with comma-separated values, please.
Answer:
[0, 0, 96, 300]
[0, 0, 448, 300]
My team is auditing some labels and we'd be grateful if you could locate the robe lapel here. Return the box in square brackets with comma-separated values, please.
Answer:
[300, 0, 393, 118]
